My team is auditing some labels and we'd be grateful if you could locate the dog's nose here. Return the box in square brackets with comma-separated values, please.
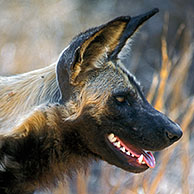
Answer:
[165, 123, 183, 143]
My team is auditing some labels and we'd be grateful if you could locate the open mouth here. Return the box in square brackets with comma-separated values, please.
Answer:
[107, 133, 155, 169]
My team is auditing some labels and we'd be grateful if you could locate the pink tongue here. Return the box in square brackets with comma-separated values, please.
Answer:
[142, 151, 155, 168]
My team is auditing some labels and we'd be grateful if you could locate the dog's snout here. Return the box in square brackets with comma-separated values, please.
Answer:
[139, 105, 183, 150]
[164, 123, 183, 143]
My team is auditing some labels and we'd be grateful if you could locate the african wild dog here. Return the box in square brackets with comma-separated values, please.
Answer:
[0, 8, 182, 193]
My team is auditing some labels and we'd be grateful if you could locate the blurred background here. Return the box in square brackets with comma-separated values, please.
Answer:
[0, 0, 193, 193]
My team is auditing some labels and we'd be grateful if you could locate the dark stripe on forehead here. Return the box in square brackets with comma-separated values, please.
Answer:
[115, 60, 146, 101]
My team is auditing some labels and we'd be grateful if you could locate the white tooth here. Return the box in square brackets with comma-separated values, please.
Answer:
[120, 147, 125, 152]
[142, 161, 146, 164]
[126, 151, 130, 156]
[131, 154, 134, 157]
[109, 133, 114, 139]
[112, 137, 117, 142]
[108, 133, 115, 142]
[115, 141, 120, 148]
[138, 154, 144, 164]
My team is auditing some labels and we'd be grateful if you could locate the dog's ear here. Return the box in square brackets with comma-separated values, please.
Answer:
[56, 8, 159, 103]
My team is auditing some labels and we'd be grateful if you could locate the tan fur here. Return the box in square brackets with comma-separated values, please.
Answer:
[10, 109, 47, 138]
[69, 86, 110, 122]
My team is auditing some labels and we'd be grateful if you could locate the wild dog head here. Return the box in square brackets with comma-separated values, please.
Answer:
[56, 9, 182, 173]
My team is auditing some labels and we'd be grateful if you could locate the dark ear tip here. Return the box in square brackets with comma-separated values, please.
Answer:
[141, 8, 159, 19]
[131, 8, 160, 27]
[152, 8, 159, 14]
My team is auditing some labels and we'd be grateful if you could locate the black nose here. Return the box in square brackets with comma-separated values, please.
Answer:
[165, 123, 183, 143]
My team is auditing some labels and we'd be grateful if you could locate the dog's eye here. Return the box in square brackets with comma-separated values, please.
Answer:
[116, 96, 126, 103]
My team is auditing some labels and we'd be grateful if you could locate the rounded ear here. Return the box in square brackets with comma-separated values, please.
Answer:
[56, 8, 159, 104]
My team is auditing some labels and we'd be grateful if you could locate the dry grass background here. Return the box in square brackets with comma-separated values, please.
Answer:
[0, 1, 193, 194]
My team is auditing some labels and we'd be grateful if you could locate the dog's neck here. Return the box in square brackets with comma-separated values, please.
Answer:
[1, 104, 94, 192]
